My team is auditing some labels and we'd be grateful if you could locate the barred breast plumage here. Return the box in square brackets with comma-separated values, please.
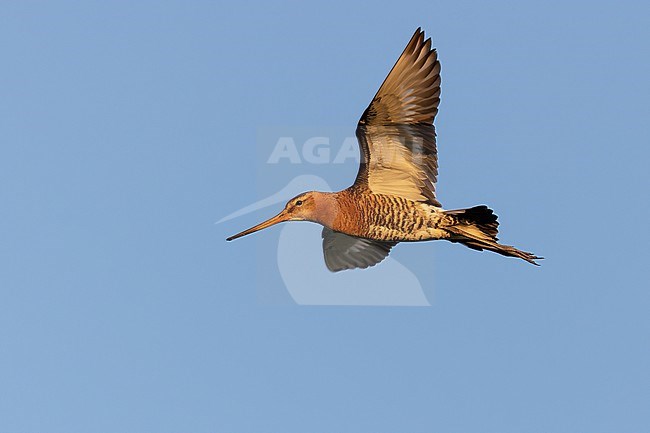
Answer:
[332, 190, 451, 242]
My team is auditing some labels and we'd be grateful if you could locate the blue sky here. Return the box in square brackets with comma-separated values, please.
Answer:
[1, 1, 649, 432]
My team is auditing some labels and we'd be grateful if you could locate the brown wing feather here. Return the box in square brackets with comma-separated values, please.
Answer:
[354, 28, 442, 206]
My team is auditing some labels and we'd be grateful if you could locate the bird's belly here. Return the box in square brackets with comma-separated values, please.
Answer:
[361, 202, 450, 242]
[366, 225, 448, 242]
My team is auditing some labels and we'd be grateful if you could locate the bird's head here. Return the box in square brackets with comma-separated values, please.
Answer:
[226, 191, 336, 241]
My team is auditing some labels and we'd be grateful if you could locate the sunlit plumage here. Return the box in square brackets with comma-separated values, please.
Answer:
[228, 28, 541, 271]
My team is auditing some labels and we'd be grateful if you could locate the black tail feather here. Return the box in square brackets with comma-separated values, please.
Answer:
[444, 205, 542, 266]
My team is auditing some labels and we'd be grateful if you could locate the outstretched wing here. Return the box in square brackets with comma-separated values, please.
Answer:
[354, 28, 442, 206]
[322, 228, 397, 272]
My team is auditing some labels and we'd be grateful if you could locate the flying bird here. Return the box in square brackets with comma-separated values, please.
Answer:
[227, 28, 541, 271]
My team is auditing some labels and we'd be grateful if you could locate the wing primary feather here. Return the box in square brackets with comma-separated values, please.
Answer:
[353, 28, 442, 207]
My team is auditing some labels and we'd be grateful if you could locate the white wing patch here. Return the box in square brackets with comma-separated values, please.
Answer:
[364, 127, 435, 201]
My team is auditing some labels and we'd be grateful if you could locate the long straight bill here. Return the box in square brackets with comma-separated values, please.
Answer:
[226, 211, 289, 241]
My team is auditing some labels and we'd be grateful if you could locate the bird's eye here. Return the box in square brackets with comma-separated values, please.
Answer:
[295, 200, 303, 206]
